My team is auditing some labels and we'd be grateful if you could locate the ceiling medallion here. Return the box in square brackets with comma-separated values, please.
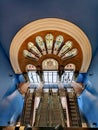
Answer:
[23, 33, 78, 61]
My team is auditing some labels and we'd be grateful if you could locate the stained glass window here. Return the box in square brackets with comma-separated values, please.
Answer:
[42, 58, 58, 70]
[23, 50, 39, 60]
[45, 34, 54, 54]
[62, 48, 78, 60]
[36, 36, 46, 55]
[26, 64, 36, 71]
[23, 34, 78, 71]
[58, 41, 72, 57]
[64, 63, 75, 71]
[53, 35, 64, 55]
[28, 42, 42, 57]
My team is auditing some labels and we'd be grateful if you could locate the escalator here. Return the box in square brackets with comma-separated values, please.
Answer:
[20, 86, 82, 128]
[34, 89, 66, 127]
[66, 87, 82, 127]
[20, 88, 35, 126]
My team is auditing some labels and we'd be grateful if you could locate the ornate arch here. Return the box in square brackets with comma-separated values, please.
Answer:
[10, 18, 92, 73]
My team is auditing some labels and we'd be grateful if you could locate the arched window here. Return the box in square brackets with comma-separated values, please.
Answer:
[26, 64, 36, 71]
[64, 63, 75, 71]
[42, 58, 58, 70]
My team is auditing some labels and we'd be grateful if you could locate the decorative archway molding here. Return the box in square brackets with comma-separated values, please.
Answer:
[10, 18, 92, 73]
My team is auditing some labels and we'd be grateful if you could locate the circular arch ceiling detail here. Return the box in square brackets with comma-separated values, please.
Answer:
[10, 18, 92, 74]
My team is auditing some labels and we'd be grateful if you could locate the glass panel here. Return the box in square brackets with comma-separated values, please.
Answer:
[53, 71, 58, 83]
[45, 34, 54, 54]
[49, 71, 52, 83]
[23, 50, 39, 60]
[28, 71, 34, 82]
[64, 63, 75, 71]
[26, 64, 36, 71]
[58, 41, 72, 57]
[36, 36, 46, 55]
[43, 71, 58, 84]
[27, 71, 40, 84]
[62, 48, 78, 60]
[43, 71, 48, 83]
[53, 35, 64, 55]
[42, 58, 58, 70]
[28, 42, 42, 57]
[61, 70, 74, 84]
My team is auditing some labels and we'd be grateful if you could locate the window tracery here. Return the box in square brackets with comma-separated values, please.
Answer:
[23, 33, 78, 71]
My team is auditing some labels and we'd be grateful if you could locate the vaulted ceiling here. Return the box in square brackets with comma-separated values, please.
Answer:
[0, 0, 98, 62]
